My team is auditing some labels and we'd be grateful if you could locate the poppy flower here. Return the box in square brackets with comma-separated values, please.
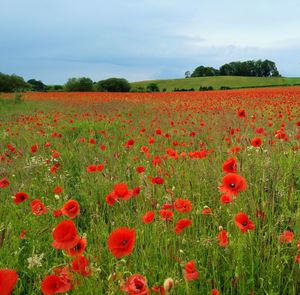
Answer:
[151, 177, 164, 185]
[219, 173, 247, 196]
[142, 211, 155, 224]
[173, 199, 192, 213]
[175, 219, 192, 234]
[71, 255, 91, 277]
[52, 220, 80, 250]
[53, 209, 62, 218]
[136, 166, 145, 173]
[250, 137, 262, 147]
[41, 274, 71, 295]
[184, 260, 198, 281]
[217, 230, 229, 247]
[234, 212, 255, 233]
[61, 200, 80, 218]
[66, 237, 87, 257]
[201, 207, 212, 215]
[86, 164, 97, 172]
[222, 158, 237, 173]
[121, 274, 150, 295]
[212, 289, 220, 295]
[279, 231, 294, 244]
[220, 194, 233, 204]
[13, 192, 29, 204]
[30, 199, 48, 216]
[30, 144, 38, 154]
[158, 209, 173, 221]
[0, 178, 10, 188]
[237, 109, 246, 118]
[114, 183, 133, 200]
[105, 192, 118, 206]
[107, 227, 135, 258]
[0, 269, 18, 295]
[53, 186, 63, 194]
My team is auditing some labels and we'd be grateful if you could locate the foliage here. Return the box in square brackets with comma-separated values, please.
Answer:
[96, 78, 131, 92]
[0, 72, 28, 92]
[64, 77, 94, 92]
[146, 82, 160, 92]
[27, 79, 46, 92]
[191, 66, 220, 77]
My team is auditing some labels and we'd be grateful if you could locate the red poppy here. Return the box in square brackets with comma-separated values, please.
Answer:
[107, 227, 135, 258]
[121, 274, 150, 295]
[279, 231, 294, 244]
[30, 199, 48, 216]
[41, 274, 71, 295]
[0, 269, 18, 295]
[53, 186, 63, 194]
[136, 166, 145, 173]
[30, 144, 38, 154]
[151, 177, 164, 184]
[217, 230, 229, 247]
[237, 109, 246, 118]
[53, 209, 62, 218]
[159, 209, 173, 221]
[142, 211, 155, 224]
[212, 289, 220, 295]
[52, 220, 80, 250]
[86, 164, 97, 172]
[114, 183, 133, 200]
[19, 229, 28, 239]
[219, 173, 247, 196]
[71, 255, 91, 277]
[222, 158, 237, 173]
[161, 203, 173, 210]
[61, 200, 80, 218]
[173, 199, 192, 213]
[13, 192, 29, 204]
[97, 164, 104, 172]
[175, 219, 192, 234]
[234, 212, 255, 233]
[0, 178, 10, 188]
[105, 192, 118, 206]
[220, 194, 233, 204]
[250, 137, 262, 147]
[66, 237, 87, 257]
[201, 207, 212, 215]
[184, 260, 198, 281]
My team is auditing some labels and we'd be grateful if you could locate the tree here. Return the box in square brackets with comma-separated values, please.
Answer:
[0, 73, 28, 92]
[146, 83, 160, 92]
[64, 77, 94, 92]
[191, 66, 219, 77]
[27, 79, 46, 91]
[96, 78, 131, 92]
[184, 71, 191, 78]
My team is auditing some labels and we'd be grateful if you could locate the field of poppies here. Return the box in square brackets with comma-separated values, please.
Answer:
[0, 88, 299, 295]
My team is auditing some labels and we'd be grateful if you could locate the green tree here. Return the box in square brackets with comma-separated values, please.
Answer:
[146, 83, 160, 92]
[96, 78, 131, 92]
[64, 77, 94, 92]
[0, 73, 28, 92]
[27, 79, 46, 91]
[191, 66, 219, 77]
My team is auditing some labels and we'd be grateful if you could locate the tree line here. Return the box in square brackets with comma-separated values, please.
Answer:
[186, 59, 280, 78]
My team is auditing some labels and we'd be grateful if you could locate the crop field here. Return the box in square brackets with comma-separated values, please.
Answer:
[0, 88, 299, 295]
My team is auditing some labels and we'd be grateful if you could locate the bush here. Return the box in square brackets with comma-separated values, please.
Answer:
[146, 83, 160, 92]
[64, 77, 94, 92]
[0, 73, 28, 92]
[199, 86, 214, 91]
[96, 78, 131, 92]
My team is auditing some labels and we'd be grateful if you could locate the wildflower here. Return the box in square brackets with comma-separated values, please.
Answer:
[52, 220, 80, 250]
[107, 227, 135, 258]
[184, 260, 198, 281]
[173, 199, 192, 213]
[279, 231, 294, 244]
[41, 274, 71, 295]
[234, 212, 255, 233]
[219, 173, 247, 196]
[71, 255, 91, 277]
[218, 230, 229, 247]
[142, 211, 155, 224]
[13, 192, 29, 204]
[159, 209, 173, 221]
[0, 269, 18, 295]
[175, 219, 192, 234]
[61, 200, 80, 219]
[0, 178, 10, 188]
[30, 199, 48, 216]
[66, 237, 87, 257]
[121, 274, 150, 295]
[222, 158, 237, 173]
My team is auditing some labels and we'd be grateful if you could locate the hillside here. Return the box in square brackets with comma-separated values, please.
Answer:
[131, 76, 300, 91]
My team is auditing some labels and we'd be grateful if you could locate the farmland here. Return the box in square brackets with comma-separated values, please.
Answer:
[0, 88, 299, 295]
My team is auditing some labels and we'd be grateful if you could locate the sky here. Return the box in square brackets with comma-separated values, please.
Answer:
[1, 0, 300, 84]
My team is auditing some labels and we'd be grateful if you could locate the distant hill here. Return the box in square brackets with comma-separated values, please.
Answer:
[130, 76, 300, 92]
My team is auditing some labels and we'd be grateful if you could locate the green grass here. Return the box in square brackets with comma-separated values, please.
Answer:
[0, 92, 299, 294]
[131, 76, 300, 91]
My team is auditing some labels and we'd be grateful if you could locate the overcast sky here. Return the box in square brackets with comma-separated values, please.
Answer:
[1, 0, 300, 84]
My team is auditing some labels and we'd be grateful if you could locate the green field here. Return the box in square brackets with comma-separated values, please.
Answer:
[131, 76, 300, 91]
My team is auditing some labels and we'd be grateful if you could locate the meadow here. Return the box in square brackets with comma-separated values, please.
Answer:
[130, 76, 300, 92]
[0, 88, 299, 295]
